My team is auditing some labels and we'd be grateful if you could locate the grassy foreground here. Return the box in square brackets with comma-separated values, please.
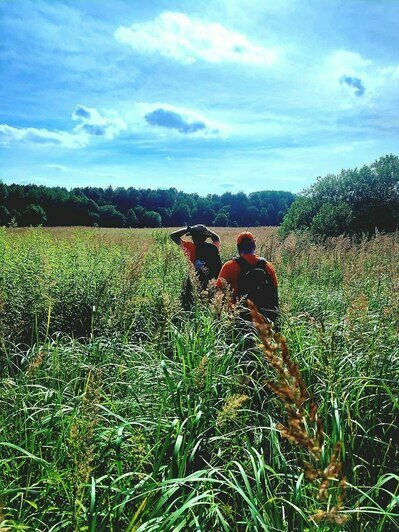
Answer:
[0, 227, 398, 531]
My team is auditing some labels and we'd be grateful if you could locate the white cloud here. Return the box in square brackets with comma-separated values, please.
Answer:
[115, 11, 278, 66]
[48, 164, 68, 172]
[0, 105, 127, 148]
[332, 140, 374, 153]
[0, 124, 88, 148]
[72, 105, 127, 139]
[322, 50, 399, 107]
[332, 144, 354, 153]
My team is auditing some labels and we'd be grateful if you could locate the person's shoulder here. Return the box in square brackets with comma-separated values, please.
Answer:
[259, 256, 273, 265]
[222, 258, 240, 271]
[259, 257, 276, 270]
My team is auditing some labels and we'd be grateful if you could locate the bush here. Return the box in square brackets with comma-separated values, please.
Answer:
[142, 210, 162, 228]
[126, 208, 138, 228]
[98, 205, 125, 227]
[310, 201, 353, 238]
[279, 196, 317, 238]
[213, 212, 228, 226]
[280, 154, 399, 238]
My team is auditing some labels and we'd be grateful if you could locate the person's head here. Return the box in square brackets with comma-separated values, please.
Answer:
[188, 225, 208, 245]
[237, 231, 256, 255]
[192, 233, 207, 245]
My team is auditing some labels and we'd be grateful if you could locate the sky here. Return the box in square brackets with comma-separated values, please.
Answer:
[1, 0, 399, 194]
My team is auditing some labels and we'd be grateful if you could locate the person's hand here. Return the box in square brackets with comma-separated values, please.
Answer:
[200, 225, 214, 237]
[191, 224, 208, 233]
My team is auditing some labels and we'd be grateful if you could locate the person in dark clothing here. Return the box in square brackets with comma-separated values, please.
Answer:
[170, 224, 222, 291]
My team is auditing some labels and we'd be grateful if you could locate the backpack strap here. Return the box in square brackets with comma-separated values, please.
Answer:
[257, 258, 274, 283]
[235, 256, 265, 271]
[235, 256, 250, 275]
[234, 256, 244, 266]
[257, 258, 266, 269]
[235, 257, 271, 289]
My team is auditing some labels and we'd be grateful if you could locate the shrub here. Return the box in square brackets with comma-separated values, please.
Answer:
[310, 201, 353, 238]
[280, 154, 399, 238]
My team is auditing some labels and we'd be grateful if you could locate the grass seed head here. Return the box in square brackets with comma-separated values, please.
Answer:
[217, 394, 249, 428]
[249, 299, 347, 523]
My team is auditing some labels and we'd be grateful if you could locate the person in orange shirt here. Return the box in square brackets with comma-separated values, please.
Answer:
[216, 231, 279, 323]
[170, 224, 220, 262]
[170, 224, 222, 289]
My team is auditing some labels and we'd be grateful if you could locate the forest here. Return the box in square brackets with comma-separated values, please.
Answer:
[0, 183, 295, 228]
[1, 155, 398, 237]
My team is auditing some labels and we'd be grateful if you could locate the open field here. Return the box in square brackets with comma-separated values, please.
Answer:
[0, 227, 398, 531]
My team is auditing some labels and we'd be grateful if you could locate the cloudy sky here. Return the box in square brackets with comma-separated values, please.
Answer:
[1, 0, 399, 194]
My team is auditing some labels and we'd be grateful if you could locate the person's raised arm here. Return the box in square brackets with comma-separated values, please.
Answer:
[206, 228, 220, 246]
[170, 226, 189, 246]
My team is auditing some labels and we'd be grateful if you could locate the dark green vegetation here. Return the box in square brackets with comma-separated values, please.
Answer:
[2, 153, 398, 237]
[0, 181, 294, 228]
[0, 227, 398, 530]
[280, 154, 399, 238]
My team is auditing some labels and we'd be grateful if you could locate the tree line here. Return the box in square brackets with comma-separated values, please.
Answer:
[0, 183, 295, 228]
[279, 154, 399, 238]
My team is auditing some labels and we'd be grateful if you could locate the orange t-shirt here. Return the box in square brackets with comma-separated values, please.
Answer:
[181, 240, 220, 265]
[216, 254, 278, 299]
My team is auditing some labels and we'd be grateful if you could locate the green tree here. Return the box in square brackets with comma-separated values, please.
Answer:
[259, 207, 269, 225]
[280, 154, 399, 238]
[213, 212, 228, 226]
[142, 210, 162, 228]
[88, 211, 100, 226]
[21, 204, 47, 226]
[10, 209, 21, 226]
[310, 202, 353, 238]
[279, 196, 316, 238]
[247, 206, 259, 226]
[266, 204, 277, 225]
[172, 202, 191, 226]
[126, 208, 139, 228]
[98, 205, 125, 227]
[133, 206, 146, 227]
[0, 205, 11, 226]
[0, 180, 296, 228]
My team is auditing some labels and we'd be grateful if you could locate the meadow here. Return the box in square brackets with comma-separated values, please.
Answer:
[0, 226, 398, 531]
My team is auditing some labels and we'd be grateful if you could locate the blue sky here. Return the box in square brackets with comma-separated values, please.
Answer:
[1, 0, 399, 194]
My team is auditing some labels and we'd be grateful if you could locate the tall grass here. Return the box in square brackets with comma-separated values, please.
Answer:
[0, 227, 398, 530]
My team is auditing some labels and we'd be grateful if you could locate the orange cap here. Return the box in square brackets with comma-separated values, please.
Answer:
[236, 231, 256, 245]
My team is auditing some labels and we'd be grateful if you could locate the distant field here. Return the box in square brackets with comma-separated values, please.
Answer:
[0, 227, 398, 530]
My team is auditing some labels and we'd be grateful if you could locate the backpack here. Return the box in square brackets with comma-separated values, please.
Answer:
[194, 242, 222, 289]
[235, 257, 279, 322]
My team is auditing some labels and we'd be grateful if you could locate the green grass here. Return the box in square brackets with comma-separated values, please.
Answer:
[0, 227, 398, 530]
